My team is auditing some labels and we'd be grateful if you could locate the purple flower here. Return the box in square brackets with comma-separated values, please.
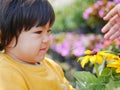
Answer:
[88, 34, 95, 41]
[79, 35, 90, 46]
[50, 33, 105, 58]
[106, 1, 115, 7]
[72, 41, 85, 56]
[55, 40, 71, 57]
[113, 0, 120, 3]
[94, 3, 99, 8]
[96, 1, 103, 6]
[94, 43, 103, 51]
[83, 7, 93, 19]
[61, 40, 71, 56]
[55, 44, 62, 53]
[72, 47, 85, 56]
[99, 8, 105, 18]
[61, 49, 70, 57]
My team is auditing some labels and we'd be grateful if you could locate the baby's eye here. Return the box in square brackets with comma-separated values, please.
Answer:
[47, 30, 52, 33]
[34, 31, 42, 34]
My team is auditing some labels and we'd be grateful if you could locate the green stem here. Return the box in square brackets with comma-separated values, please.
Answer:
[95, 63, 99, 77]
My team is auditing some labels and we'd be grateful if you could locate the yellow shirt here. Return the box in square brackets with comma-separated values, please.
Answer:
[0, 53, 75, 90]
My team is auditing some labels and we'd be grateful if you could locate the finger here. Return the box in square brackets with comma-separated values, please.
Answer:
[102, 15, 118, 33]
[104, 4, 120, 20]
[110, 30, 120, 40]
[101, 23, 112, 34]
[104, 23, 120, 40]
[104, 23, 119, 39]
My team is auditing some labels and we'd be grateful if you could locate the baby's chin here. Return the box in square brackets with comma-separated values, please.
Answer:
[35, 55, 45, 62]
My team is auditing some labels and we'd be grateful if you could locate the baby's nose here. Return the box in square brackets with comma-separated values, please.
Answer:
[42, 35, 49, 43]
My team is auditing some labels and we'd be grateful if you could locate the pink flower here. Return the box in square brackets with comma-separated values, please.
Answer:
[103, 40, 112, 47]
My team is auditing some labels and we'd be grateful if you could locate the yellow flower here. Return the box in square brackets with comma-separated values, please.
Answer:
[85, 50, 91, 54]
[93, 50, 119, 62]
[101, 52, 119, 61]
[89, 50, 111, 64]
[107, 60, 120, 73]
[78, 50, 92, 68]
[116, 67, 120, 73]
[80, 50, 103, 68]
[90, 54, 103, 64]
[79, 50, 118, 68]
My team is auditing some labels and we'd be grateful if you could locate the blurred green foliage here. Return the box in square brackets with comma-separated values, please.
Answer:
[52, 0, 96, 33]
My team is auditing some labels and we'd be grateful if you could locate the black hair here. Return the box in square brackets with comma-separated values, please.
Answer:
[0, 0, 55, 50]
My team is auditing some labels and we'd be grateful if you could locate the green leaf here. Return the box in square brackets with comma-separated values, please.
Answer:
[105, 79, 120, 90]
[98, 68, 111, 84]
[111, 68, 120, 81]
[73, 71, 104, 90]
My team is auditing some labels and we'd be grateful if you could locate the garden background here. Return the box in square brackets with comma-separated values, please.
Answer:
[47, 0, 120, 88]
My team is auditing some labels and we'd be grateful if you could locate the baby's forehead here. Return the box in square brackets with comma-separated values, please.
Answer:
[29, 24, 51, 31]
[37, 22, 52, 29]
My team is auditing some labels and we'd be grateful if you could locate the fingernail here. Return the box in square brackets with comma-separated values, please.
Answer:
[101, 29, 104, 33]
[101, 28, 106, 33]
[103, 17, 108, 20]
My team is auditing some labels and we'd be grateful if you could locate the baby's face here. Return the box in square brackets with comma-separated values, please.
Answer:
[5, 22, 52, 63]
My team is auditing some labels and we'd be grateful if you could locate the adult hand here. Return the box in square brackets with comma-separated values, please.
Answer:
[102, 4, 120, 40]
